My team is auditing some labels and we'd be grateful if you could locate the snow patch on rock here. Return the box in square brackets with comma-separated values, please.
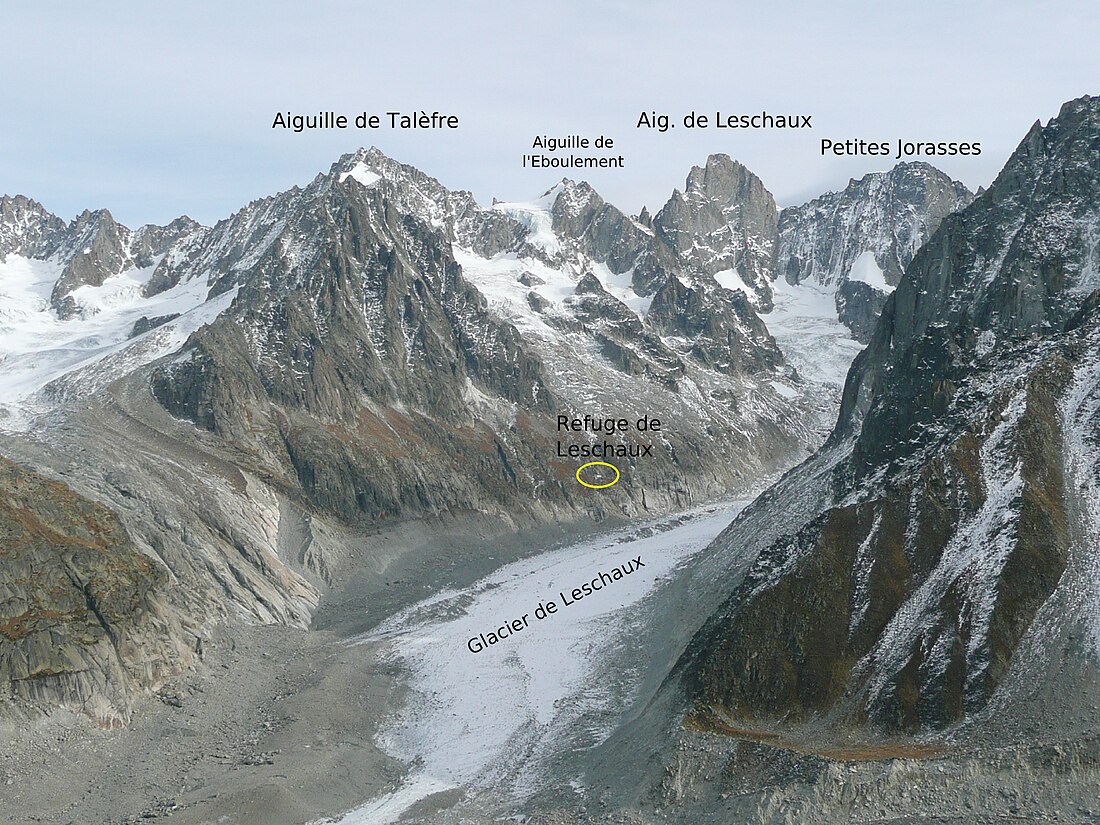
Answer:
[847, 250, 893, 292]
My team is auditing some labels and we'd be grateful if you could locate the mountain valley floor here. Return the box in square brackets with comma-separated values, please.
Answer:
[4, 494, 1100, 825]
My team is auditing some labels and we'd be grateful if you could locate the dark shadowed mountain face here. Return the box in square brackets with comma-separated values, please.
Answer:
[682, 95, 1100, 736]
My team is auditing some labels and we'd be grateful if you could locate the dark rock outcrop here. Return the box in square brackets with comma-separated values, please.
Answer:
[835, 279, 890, 343]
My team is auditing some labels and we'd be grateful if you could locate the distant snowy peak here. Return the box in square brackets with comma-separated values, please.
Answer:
[775, 162, 973, 342]
[0, 195, 67, 259]
[338, 161, 381, 188]
[652, 153, 779, 310]
[548, 177, 600, 215]
[50, 209, 140, 314]
[0, 198, 208, 319]
[776, 161, 973, 290]
[459, 180, 666, 336]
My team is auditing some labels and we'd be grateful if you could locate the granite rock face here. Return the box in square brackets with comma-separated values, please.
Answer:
[835, 278, 891, 343]
[0, 456, 189, 726]
[530, 177, 786, 379]
[777, 162, 973, 290]
[682, 96, 1100, 736]
[654, 154, 780, 311]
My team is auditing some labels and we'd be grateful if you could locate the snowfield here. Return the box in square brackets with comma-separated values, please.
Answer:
[847, 249, 893, 292]
[763, 275, 865, 390]
[0, 253, 234, 430]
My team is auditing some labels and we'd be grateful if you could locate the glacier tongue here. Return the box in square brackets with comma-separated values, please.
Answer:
[762, 274, 864, 390]
[335, 499, 752, 824]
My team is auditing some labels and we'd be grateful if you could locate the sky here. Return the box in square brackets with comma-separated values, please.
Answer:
[3, 0, 1098, 227]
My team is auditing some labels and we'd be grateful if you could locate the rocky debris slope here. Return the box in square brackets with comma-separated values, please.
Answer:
[0, 455, 189, 726]
[776, 163, 973, 341]
[680, 95, 1100, 738]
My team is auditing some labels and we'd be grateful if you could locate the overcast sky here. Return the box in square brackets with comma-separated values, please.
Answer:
[4, 0, 1097, 227]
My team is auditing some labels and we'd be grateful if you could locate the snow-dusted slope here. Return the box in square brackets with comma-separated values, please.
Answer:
[681, 94, 1100, 738]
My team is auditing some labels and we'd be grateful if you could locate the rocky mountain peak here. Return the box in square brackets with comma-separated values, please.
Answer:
[326, 147, 480, 241]
[130, 216, 204, 269]
[50, 208, 134, 317]
[652, 154, 779, 310]
[0, 194, 66, 259]
[549, 177, 601, 216]
[775, 160, 974, 342]
[984, 94, 1099, 211]
[683, 153, 766, 204]
[329, 146, 394, 184]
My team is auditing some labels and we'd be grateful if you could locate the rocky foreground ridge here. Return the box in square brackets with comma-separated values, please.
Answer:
[679, 94, 1100, 741]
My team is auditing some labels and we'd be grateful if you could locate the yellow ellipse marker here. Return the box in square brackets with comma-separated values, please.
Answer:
[575, 461, 621, 489]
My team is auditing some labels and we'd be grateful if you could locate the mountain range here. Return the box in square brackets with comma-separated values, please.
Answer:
[1, 121, 1023, 755]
